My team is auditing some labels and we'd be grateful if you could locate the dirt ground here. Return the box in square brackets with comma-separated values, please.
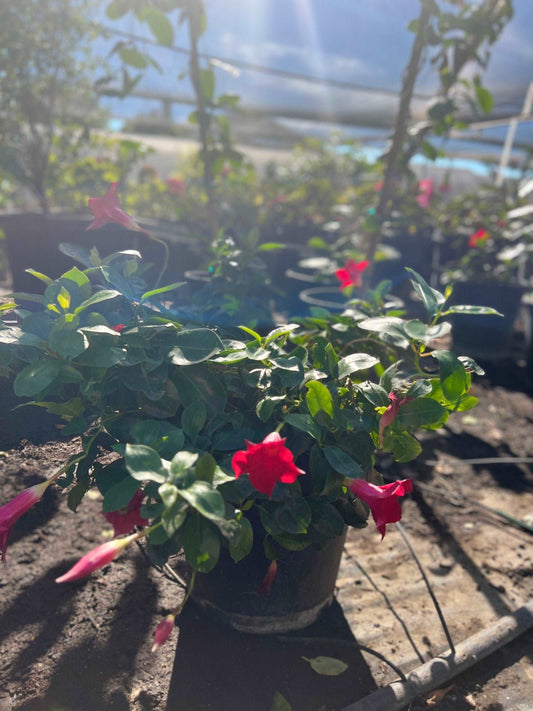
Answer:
[0, 367, 532, 711]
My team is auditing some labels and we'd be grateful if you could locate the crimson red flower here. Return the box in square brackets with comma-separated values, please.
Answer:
[165, 177, 185, 195]
[152, 614, 176, 652]
[348, 478, 413, 538]
[379, 392, 411, 447]
[258, 560, 278, 596]
[0, 482, 49, 562]
[232, 432, 305, 497]
[111, 324, 125, 333]
[105, 490, 148, 537]
[469, 229, 489, 248]
[87, 183, 146, 234]
[416, 178, 434, 209]
[335, 259, 370, 290]
[55, 535, 135, 583]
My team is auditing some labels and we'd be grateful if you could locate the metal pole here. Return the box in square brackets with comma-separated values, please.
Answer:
[496, 81, 533, 185]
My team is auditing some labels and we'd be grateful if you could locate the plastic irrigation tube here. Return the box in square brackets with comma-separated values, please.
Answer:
[341, 600, 533, 711]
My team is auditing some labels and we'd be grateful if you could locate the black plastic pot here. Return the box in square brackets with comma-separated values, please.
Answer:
[450, 281, 524, 360]
[192, 530, 347, 634]
[1, 212, 199, 292]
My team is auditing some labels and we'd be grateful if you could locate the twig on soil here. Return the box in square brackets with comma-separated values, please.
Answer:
[275, 635, 408, 683]
[396, 523, 456, 655]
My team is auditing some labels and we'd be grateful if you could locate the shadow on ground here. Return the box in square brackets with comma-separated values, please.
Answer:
[167, 599, 376, 711]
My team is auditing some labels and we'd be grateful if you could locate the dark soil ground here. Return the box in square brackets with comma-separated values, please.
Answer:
[0, 364, 532, 711]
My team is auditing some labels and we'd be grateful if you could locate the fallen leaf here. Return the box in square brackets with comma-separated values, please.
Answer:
[302, 656, 348, 676]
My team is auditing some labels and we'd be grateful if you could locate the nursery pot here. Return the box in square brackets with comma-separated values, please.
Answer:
[450, 281, 524, 361]
[192, 529, 347, 634]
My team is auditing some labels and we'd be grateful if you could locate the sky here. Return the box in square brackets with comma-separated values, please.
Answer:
[98, 0, 533, 157]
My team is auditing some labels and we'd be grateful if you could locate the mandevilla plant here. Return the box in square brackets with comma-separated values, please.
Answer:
[0, 188, 499, 650]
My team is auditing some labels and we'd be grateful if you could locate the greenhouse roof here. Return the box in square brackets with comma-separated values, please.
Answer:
[97, 0, 533, 162]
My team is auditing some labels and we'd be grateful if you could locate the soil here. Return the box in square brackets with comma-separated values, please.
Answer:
[0, 366, 532, 711]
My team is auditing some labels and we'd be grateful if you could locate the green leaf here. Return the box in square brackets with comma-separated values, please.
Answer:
[443, 305, 502, 316]
[182, 400, 207, 438]
[284, 414, 321, 440]
[75, 346, 126, 367]
[178, 481, 226, 522]
[274, 499, 311, 535]
[382, 431, 422, 463]
[106, 0, 129, 19]
[182, 514, 221, 573]
[229, 515, 253, 563]
[323, 446, 363, 477]
[357, 317, 409, 349]
[141, 282, 184, 301]
[406, 268, 445, 317]
[199, 68, 215, 102]
[302, 656, 348, 676]
[338, 353, 379, 379]
[74, 290, 121, 315]
[119, 46, 148, 69]
[49, 329, 89, 360]
[306, 381, 333, 418]
[25, 269, 53, 286]
[474, 77, 493, 113]
[103, 476, 140, 513]
[270, 692, 292, 711]
[60, 267, 91, 298]
[432, 350, 469, 401]
[195, 453, 217, 483]
[397, 398, 448, 428]
[124, 444, 167, 483]
[138, 7, 174, 46]
[169, 329, 224, 365]
[403, 320, 451, 345]
[13, 358, 61, 397]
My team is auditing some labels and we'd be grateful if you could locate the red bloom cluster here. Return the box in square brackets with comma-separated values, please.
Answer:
[348, 478, 413, 538]
[416, 178, 434, 209]
[105, 490, 148, 537]
[232, 432, 305, 497]
[87, 183, 146, 234]
[335, 259, 370, 290]
[469, 229, 489, 248]
[165, 177, 185, 195]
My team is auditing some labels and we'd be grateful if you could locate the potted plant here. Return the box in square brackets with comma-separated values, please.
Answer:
[434, 186, 530, 360]
[0, 186, 497, 646]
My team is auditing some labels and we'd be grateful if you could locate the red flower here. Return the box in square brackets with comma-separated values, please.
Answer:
[87, 183, 146, 234]
[105, 490, 148, 537]
[55, 535, 135, 583]
[232, 432, 305, 497]
[379, 392, 411, 447]
[152, 614, 176, 652]
[111, 324, 125, 333]
[165, 177, 185, 195]
[0, 482, 49, 562]
[469, 229, 489, 248]
[374, 181, 383, 191]
[258, 560, 278, 596]
[416, 178, 434, 209]
[348, 478, 413, 538]
[335, 259, 370, 290]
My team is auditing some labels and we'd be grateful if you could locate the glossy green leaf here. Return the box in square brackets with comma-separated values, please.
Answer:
[306, 381, 333, 418]
[406, 268, 445, 317]
[178, 481, 226, 522]
[397, 398, 448, 428]
[433, 350, 469, 401]
[182, 514, 220, 573]
[13, 358, 61, 397]
[141, 282, 184, 301]
[229, 515, 253, 563]
[284, 414, 321, 440]
[138, 7, 174, 46]
[49, 329, 89, 359]
[25, 269, 53, 286]
[443, 305, 502, 316]
[169, 328, 224, 365]
[323, 446, 363, 477]
[338, 353, 379, 379]
[74, 290, 121, 315]
[270, 692, 292, 711]
[383, 431, 422, 462]
[124, 444, 167, 483]
[274, 499, 311, 535]
[103, 476, 140, 513]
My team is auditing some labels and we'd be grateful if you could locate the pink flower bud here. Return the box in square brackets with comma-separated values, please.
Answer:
[0, 481, 49, 562]
[55, 535, 135, 583]
[258, 560, 278, 596]
[152, 614, 176, 652]
[379, 392, 411, 447]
